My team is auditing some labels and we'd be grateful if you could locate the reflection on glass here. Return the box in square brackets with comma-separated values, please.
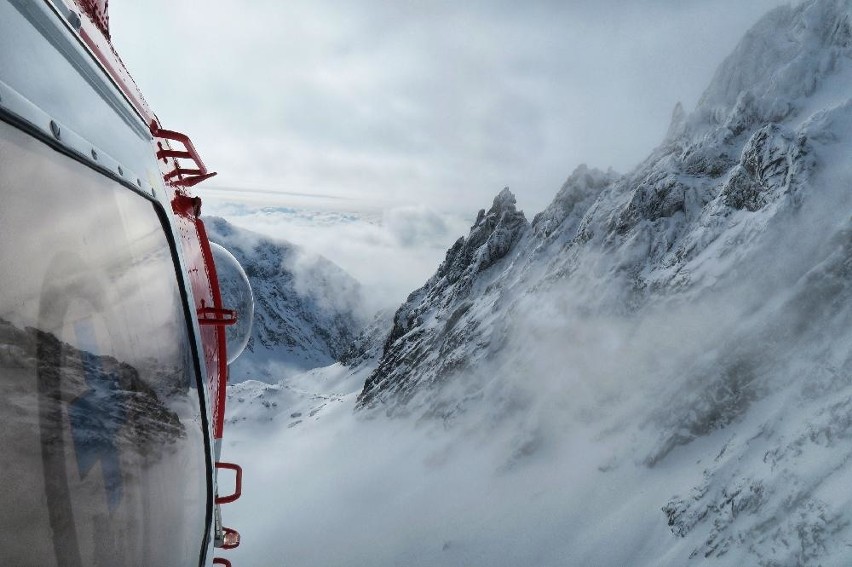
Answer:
[210, 243, 254, 365]
[0, 121, 208, 566]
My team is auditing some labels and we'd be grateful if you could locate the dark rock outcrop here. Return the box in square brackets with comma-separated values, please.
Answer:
[357, 189, 528, 409]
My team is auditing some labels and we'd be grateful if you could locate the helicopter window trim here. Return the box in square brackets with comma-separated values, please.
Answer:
[151, 201, 216, 565]
[0, 96, 157, 201]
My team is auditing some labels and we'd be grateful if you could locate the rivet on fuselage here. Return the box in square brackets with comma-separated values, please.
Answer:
[67, 11, 82, 30]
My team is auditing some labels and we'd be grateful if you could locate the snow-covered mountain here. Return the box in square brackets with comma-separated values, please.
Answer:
[204, 217, 367, 383]
[358, 0, 852, 416]
[223, 2, 852, 566]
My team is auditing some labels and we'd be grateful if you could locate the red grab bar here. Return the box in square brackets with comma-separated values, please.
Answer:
[197, 306, 237, 326]
[150, 122, 217, 188]
[216, 462, 243, 505]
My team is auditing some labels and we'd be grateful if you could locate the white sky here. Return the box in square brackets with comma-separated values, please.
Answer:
[109, 0, 792, 216]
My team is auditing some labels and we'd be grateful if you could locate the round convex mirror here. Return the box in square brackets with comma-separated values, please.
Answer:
[210, 243, 254, 365]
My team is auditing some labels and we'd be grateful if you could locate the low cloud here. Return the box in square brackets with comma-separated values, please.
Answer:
[220, 177, 852, 566]
[203, 192, 472, 314]
[217, 96, 852, 567]
[111, 0, 791, 215]
[382, 205, 456, 248]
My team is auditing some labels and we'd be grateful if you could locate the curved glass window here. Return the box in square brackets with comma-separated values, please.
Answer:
[210, 242, 254, 365]
[0, 120, 208, 566]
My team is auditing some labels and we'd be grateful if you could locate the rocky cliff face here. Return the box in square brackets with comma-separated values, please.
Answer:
[359, 0, 850, 413]
[205, 217, 366, 383]
[358, 188, 528, 409]
[347, 1, 852, 563]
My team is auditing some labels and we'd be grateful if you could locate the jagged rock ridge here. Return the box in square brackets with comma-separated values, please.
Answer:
[347, 1, 852, 564]
[358, 188, 528, 409]
[359, 0, 851, 411]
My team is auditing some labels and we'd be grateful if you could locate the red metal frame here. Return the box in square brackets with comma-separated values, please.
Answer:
[195, 217, 230, 440]
[170, 203, 229, 441]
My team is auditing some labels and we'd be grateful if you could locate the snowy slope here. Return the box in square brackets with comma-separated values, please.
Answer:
[222, 2, 852, 566]
[359, 0, 852, 412]
[360, 0, 852, 417]
[204, 217, 367, 383]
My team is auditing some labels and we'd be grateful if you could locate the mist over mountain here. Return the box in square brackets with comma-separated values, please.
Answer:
[359, 0, 852, 420]
[205, 217, 367, 383]
[223, 2, 852, 565]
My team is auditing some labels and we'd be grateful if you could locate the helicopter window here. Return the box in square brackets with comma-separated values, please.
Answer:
[0, 119, 209, 566]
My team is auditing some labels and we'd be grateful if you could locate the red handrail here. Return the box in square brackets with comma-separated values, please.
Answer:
[197, 306, 237, 326]
[216, 462, 243, 505]
[150, 123, 217, 188]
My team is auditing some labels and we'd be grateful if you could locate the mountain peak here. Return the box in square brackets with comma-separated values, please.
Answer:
[357, 188, 528, 410]
[492, 186, 516, 211]
[697, 0, 852, 124]
[356, 0, 852, 417]
[438, 187, 527, 290]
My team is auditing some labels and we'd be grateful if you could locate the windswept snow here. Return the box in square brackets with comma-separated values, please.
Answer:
[220, 1, 852, 565]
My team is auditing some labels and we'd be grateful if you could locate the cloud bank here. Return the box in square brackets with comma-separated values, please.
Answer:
[111, 0, 790, 214]
[202, 190, 472, 313]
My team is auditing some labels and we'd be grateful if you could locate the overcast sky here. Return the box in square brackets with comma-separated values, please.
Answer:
[110, 0, 791, 216]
